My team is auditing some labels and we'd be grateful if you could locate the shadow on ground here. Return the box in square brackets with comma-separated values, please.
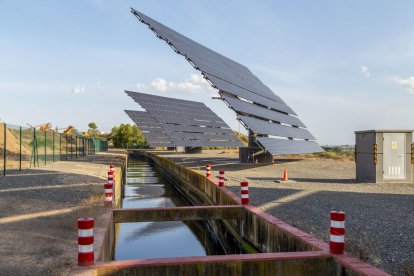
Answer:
[245, 186, 414, 276]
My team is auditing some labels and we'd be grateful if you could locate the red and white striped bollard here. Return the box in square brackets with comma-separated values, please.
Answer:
[109, 165, 115, 173]
[206, 164, 211, 177]
[240, 181, 249, 205]
[219, 171, 225, 187]
[330, 211, 345, 254]
[105, 171, 114, 206]
[78, 218, 94, 266]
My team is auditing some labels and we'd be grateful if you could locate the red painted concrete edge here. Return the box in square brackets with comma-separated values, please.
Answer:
[94, 251, 329, 270]
[334, 255, 390, 276]
[147, 153, 389, 276]
[212, 180, 242, 204]
[213, 181, 389, 276]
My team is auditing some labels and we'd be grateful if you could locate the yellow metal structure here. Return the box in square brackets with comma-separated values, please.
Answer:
[63, 126, 75, 135]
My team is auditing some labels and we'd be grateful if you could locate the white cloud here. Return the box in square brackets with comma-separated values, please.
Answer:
[150, 74, 215, 93]
[394, 76, 414, 95]
[360, 65, 370, 77]
[72, 86, 86, 94]
[151, 77, 168, 92]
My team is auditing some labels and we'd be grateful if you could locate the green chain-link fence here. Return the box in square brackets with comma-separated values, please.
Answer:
[0, 122, 108, 176]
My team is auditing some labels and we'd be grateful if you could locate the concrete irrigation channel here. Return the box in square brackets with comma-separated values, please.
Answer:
[74, 150, 389, 276]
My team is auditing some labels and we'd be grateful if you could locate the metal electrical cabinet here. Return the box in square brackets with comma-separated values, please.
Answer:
[355, 130, 413, 183]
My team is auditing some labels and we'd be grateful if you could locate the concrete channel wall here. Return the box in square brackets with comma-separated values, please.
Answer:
[84, 150, 389, 276]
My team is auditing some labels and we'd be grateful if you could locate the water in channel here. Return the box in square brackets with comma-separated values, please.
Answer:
[113, 157, 224, 260]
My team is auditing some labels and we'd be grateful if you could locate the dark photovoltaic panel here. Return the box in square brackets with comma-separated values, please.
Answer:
[204, 74, 295, 115]
[238, 116, 315, 140]
[125, 110, 174, 147]
[125, 91, 243, 148]
[256, 137, 323, 155]
[222, 95, 306, 128]
[131, 8, 323, 155]
[161, 124, 234, 134]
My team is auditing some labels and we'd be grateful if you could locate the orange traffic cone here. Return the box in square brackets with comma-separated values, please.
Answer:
[283, 169, 288, 181]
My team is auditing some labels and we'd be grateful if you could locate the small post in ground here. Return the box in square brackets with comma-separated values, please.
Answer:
[240, 181, 249, 205]
[330, 211, 345, 254]
[77, 218, 94, 266]
[105, 171, 114, 206]
[219, 170, 225, 187]
[206, 163, 211, 177]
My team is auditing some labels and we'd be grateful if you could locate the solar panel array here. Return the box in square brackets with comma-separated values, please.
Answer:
[125, 110, 174, 147]
[125, 91, 243, 148]
[131, 8, 323, 155]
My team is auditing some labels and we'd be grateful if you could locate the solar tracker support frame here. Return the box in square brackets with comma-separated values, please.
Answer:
[184, 147, 203, 154]
[239, 147, 273, 163]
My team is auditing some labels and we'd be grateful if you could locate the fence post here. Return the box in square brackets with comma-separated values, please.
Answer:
[65, 135, 68, 160]
[52, 131, 55, 162]
[3, 123, 6, 176]
[32, 127, 36, 167]
[70, 136, 73, 159]
[19, 126, 22, 171]
[75, 136, 78, 158]
[59, 133, 62, 161]
[44, 131, 46, 165]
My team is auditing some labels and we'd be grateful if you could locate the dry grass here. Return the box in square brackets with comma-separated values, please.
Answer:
[81, 193, 104, 206]
[345, 227, 383, 268]
[404, 264, 414, 276]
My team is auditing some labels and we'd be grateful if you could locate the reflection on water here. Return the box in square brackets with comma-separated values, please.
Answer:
[114, 158, 218, 260]
[115, 221, 207, 260]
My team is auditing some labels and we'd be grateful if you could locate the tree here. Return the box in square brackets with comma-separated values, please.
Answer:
[110, 124, 147, 148]
[87, 122, 101, 139]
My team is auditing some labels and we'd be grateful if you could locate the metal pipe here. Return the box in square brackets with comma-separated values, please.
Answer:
[44, 131, 46, 165]
[3, 123, 6, 176]
[19, 126, 22, 171]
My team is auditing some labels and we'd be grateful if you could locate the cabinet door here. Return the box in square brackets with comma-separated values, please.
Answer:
[383, 133, 405, 180]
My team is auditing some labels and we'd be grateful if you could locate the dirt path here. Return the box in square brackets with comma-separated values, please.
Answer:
[160, 150, 414, 276]
[0, 150, 126, 275]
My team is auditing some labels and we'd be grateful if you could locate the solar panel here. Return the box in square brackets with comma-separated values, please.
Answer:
[204, 74, 296, 115]
[131, 8, 322, 155]
[222, 95, 306, 127]
[239, 115, 315, 140]
[125, 110, 175, 147]
[131, 10, 283, 102]
[256, 137, 323, 155]
[162, 124, 233, 134]
[125, 91, 243, 148]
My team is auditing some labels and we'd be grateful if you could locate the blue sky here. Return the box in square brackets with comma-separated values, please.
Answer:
[1, 0, 414, 144]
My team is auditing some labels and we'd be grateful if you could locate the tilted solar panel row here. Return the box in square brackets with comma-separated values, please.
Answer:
[168, 132, 239, 141]
[131, 8, 323, 155]
[151, 115, 228, 128]
[126, 90, 206, 108]
[204, 74, 295, 115]
[131, 10, 285, 104]
[161, 124, 233, 134]
[239, 116, 315, 140]
[256, 137, 322, 155]
[125, 91, 243, 147]
[222, 95, 306, 127]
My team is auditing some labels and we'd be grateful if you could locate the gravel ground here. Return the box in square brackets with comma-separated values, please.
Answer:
[160, 150, 414, 276]
[0, 150, 126, 275]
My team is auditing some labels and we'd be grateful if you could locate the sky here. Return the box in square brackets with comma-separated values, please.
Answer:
[1, 0, 414, 145]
